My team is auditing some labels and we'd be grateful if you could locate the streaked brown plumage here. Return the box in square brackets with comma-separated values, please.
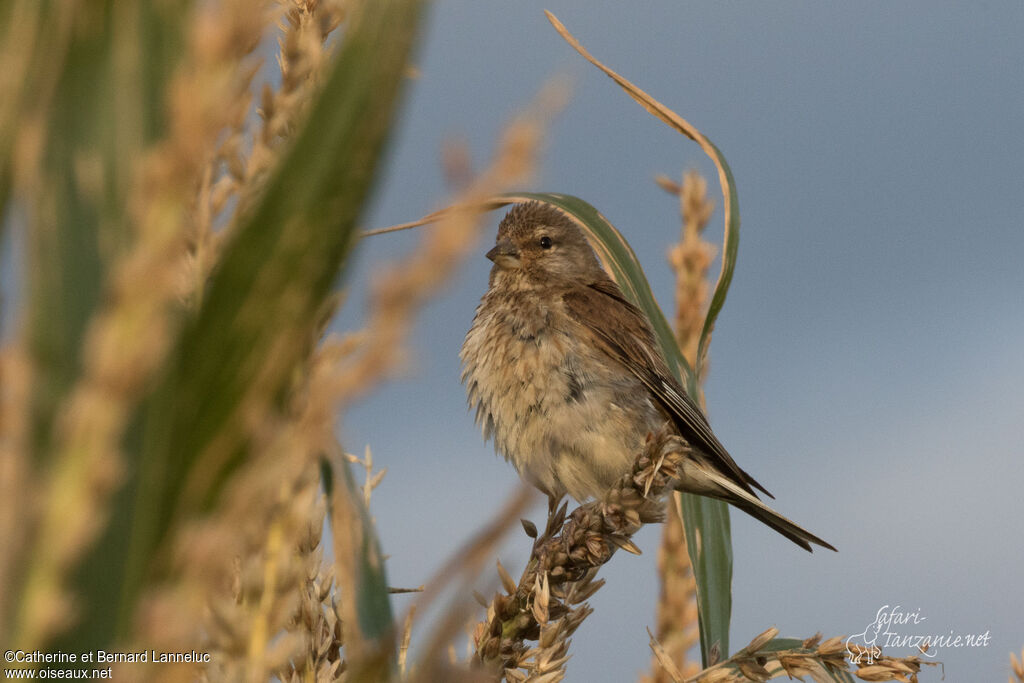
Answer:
[460, 202, 835, 552]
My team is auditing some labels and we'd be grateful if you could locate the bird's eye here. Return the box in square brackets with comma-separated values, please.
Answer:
[539, 236, 553, 249]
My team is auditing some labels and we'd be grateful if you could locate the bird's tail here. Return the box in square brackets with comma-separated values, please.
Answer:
[675, 458, 836, 553]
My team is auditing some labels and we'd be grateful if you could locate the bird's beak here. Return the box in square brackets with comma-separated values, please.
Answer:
[486, 239, 521, 269]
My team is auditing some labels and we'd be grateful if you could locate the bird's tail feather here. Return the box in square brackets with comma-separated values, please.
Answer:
[676, 459, 836, 553]
[730, 496, 836, 552]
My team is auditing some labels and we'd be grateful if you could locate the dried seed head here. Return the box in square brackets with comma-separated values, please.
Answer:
[496, 560, 517, 595]
[521, 518, 539, 538]
[745, 626, 779, 654]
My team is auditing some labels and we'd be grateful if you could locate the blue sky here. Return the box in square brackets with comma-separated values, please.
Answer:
[338, 2, 1024, 680]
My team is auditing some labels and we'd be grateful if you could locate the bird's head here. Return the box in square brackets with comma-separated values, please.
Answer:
[487, 202, 604, 285]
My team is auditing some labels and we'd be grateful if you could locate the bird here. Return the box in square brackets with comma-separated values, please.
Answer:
[460, 201, 835, 552]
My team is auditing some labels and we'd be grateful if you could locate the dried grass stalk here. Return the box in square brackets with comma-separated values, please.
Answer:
[676, 633, 939, 683]
[110, 3, 362, 677]
[643, 169, 717, 683]
[474, 426, 691, 677]
[1011, 646, 1024, 683]
[135, 333, 357, 682]
[0, 347, 30, 645]
[406, 487, 535, 682]
[185, 0, 348, 305]
[238, 0, 347, 213]
[659, 169, 716, 382]
[642, 496, 700, 683]
[12, 0, 273, 650]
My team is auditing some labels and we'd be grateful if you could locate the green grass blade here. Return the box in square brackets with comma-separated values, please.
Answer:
[24, 1, 191, 461]
[678, 495, 732, 665]
[694, 140, 740, 380]
[126, 0, 422, 640]
[10, 0, 191, 651]
[499, 192, 733, 664]
[339, 461, 395, 641]
[25, 1, 128, 465]
[320, 457, 394, 677]
[0, 1, 28, 227]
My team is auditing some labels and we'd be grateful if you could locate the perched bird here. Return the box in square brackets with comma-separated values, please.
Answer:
[460, 202, 835, 552]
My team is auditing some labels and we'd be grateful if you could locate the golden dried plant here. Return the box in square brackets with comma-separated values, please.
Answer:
[663, 632, 939, 683]
[659, 170, 717, 381]
[643, 495, 701, 683]
[1011, 646, 1024, 683]
[11, 0, 272, 651]
[474, 426, 694, 678]
[643, 169, 718, 683]
[2, 0, 421, 677]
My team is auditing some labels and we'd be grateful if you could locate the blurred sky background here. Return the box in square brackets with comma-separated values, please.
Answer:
[340, 2, 1024, 680]
[4, 1, 1022, 681]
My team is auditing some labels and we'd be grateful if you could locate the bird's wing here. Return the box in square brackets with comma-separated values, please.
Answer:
[562, 277, 772, 499]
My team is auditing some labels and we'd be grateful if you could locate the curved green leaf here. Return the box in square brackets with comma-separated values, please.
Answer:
[694, 140, 740, 381]
[544, 11, 741, 386]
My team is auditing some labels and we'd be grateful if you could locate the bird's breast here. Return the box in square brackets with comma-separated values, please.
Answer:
[461, 289, 660, 500]
[461, 290, 572, 435]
